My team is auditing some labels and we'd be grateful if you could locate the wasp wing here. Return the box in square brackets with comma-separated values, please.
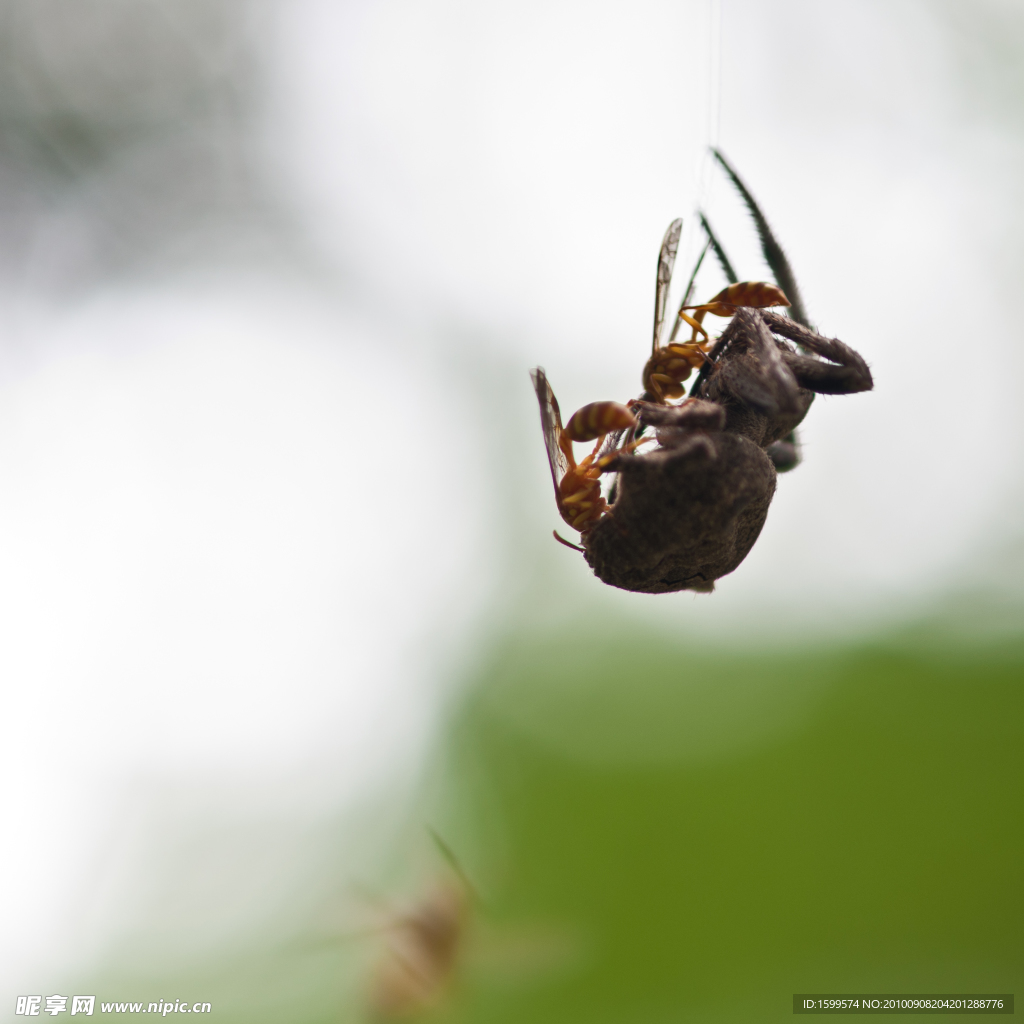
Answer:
[669, 236, 712, 342]
[530, 367, 569, 495]
[653, 218, 683, 352]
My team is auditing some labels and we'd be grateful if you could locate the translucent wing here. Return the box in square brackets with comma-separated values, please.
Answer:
[652, 218, 683, 352]
[530, 367, 569, 495]
[712, 148, 809, 328]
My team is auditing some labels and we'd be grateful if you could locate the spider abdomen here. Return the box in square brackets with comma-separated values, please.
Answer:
[584, 433, 776, 594]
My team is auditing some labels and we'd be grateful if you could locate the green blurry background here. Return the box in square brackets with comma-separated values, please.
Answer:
[84, 609, 1023, 1022]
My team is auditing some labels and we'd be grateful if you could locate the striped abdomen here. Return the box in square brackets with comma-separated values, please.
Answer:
[557, 468, 606, 531]
[704, 281, 789, 314]
[642, 344, 704, 401]
[563, 401, 636, 444]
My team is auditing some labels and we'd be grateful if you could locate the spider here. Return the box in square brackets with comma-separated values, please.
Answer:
[532, 150, 873, 593]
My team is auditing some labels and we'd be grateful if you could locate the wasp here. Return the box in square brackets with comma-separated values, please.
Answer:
[641, 218, 793, 403]
[532, 149, 873, 592]
[367, 879, 467, 1019]
[529, 374, 647, 543]
[359, 832, 478, 1019]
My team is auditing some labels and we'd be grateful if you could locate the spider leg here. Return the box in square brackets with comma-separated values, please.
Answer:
[707, 154, 818, 462]
[708, 154, 816, 468]
[634, 399, 724, 457]
[761, 311, 873, 394]
[712, 148, 810, 329]
[635, 399, 725, 432]
[698, 211, 739, 285]
[766, 430, 801, 472]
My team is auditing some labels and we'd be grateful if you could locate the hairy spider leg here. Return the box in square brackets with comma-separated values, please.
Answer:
[698, 211, 740, 286]
[712, 148, 809, 329]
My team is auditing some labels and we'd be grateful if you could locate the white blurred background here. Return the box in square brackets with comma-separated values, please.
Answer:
[1, 0, 1022, 1002]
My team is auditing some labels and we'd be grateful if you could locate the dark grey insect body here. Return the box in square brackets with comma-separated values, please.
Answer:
[532, 151, 873, 594]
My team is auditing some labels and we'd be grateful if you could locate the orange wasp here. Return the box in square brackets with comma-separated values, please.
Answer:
[529, 369, 641, 548]
[640, 217, 704, 402]
[641, 219, 791, 402]
[678, 279, 790, 341]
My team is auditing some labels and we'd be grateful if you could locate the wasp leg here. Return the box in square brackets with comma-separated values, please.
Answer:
[647, 373, 675, 400]
[669, 237, 712, 344]
[553, 530, 585, 553]
[561, 489, 595, 506]
[674, 311, 709, 343]
[688, 307, 710, 345]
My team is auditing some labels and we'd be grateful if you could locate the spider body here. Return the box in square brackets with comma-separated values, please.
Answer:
[584, 308, 871, 593]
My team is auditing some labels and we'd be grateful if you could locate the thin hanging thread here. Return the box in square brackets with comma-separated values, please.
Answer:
[682, 0, 723, 304]
[695, 0, 723, 218]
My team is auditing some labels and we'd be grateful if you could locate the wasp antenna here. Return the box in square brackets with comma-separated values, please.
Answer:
[427, 827, 483, 907]
[698, 212, 739, 285]
[552, 530, 585, 553]
[711, 148, 810, 328]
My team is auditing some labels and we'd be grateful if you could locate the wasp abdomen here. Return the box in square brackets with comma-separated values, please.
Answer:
[641, 344, 706, 401]
[709, 281, 789, 311]
[564, 401, 636, 443]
